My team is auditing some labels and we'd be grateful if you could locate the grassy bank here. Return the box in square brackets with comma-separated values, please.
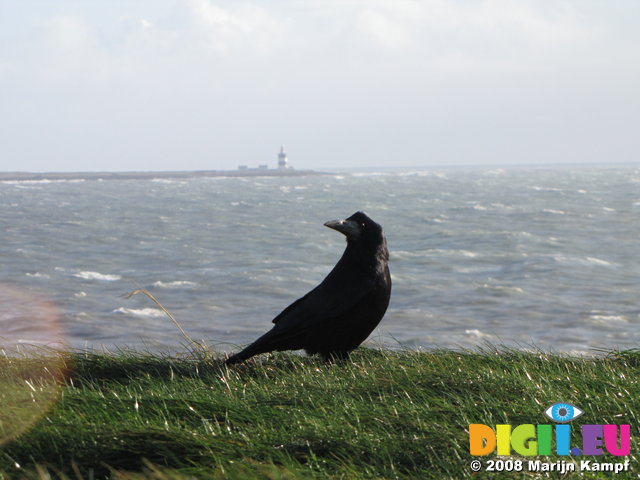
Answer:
[1, 347, 639, 479]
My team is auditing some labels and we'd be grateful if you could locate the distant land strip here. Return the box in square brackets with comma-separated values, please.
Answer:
[0, 168, 331, 182]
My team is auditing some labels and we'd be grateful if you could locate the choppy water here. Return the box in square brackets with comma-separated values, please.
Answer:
[1, 166, 639, 355]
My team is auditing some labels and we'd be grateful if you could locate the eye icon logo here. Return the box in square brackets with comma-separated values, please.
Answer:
[544, 403, 584, 423]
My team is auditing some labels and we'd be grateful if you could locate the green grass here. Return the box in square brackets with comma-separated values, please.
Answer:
[1, 347, 639, 479]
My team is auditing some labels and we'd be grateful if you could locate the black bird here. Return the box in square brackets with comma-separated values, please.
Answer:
[226, 211, 391, 364]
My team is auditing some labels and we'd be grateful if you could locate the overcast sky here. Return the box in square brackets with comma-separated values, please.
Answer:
[1, 1, 639, 172]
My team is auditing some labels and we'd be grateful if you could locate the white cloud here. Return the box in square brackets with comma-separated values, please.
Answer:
[43, 15, 97, 54]
[119, 16, 154, 32]
[281, 0, 599, 76]
[34, 15, 109, 86]
[0, 0, 638, 171]
[0, 60, 15, 77]
[186, 0, 286, 54]
[356, 10, 410, 49]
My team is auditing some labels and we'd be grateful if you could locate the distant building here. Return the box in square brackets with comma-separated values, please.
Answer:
[278, 145, 291, 169]
[236, 146, 294, 171]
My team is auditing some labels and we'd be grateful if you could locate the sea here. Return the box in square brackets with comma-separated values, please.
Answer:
[1, 165, 639, 355]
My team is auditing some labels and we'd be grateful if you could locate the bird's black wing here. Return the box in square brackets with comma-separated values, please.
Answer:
[269, 267, 375, 333]
[271, 289, 315, 324]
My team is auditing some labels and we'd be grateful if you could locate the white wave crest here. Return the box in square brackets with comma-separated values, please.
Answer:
[584, 257, 614, 266]
[530, 186, 562, 192]
[112, 307, 166, 318]
[430, 248, 478, 258]
[465, 329, 493, 338]
[153, 280, 197, 288]
[351, 172, 387, 177]
[2, 178, 85, 185]
[479, 285, 525, 295]
[25, 272, 50, 279]
[398, 170, 447, 178]
[73, 271, 122, 281]
[553, 255, 615, 267]
[589, 314, 629, 325]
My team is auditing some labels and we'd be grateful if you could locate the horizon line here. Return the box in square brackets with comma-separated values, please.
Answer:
[2, 159, 639, 176]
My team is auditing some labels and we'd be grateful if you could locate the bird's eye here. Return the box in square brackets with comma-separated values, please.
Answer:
[544, 403, 584, 423]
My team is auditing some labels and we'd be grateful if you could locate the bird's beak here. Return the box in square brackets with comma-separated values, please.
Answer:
[324, 218, 361, 239]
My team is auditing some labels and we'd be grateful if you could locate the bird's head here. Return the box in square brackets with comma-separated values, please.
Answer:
[324, 211, 384, 245]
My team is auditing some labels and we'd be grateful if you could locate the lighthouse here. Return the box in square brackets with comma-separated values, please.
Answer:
[278, 145, 290, 169]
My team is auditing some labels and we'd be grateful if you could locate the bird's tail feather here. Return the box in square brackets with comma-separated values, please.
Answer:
[225, 343, 268, 365]
[225, 328, 304, 365]
[225, 333, 282, 365]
